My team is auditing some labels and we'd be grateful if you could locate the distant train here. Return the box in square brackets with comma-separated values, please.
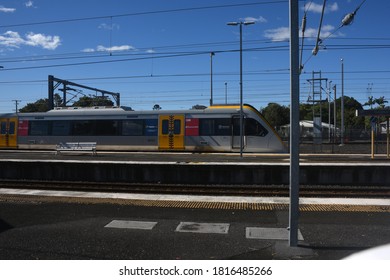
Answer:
[0, 104, 286, 153]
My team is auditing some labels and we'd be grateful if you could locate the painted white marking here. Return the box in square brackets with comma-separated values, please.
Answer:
[246, 227, 304, 241]
[175, 222, 230, 234]
[105, 220, 157, 230]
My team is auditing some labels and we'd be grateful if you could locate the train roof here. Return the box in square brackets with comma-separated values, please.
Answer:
[14, 104, 259, 117]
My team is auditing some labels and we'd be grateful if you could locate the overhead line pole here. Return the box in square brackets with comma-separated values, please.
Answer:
[48, 75, 120, 110]
[289, 0, 300, 247]
[227, 21, 255, 158]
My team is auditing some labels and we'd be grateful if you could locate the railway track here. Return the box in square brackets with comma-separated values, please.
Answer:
[0, 180, 389, 198]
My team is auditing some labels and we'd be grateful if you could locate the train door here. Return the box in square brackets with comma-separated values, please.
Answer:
[0, 117, 18, 148]
[158, 115, 185, 150]
[232, 116, 246, 150]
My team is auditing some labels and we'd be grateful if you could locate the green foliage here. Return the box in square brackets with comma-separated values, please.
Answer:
[73, 96, 114, 107]
[153, 104, 162, 110]
[19, 94, 115, 112]
[363, 96, 388, 109]
[260, 95, 366, 129]
[260, 103, 289, 128]
[19, 98, 49, 113]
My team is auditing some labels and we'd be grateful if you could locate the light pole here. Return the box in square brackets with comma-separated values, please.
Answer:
[227, 20, 255, 157]
[210, 52, 215, 106]
[225, 82, 228, 104]
[341, 58, 345, 145]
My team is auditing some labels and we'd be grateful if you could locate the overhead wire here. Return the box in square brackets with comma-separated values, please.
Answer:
[0, 1, 287, 29]
[301, 0, 369, 70]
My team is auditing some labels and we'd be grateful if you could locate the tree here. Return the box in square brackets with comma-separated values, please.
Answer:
[19, 98, 49, 112]
[341, 96, 364, 129]
[374, 96, 388, 109]
[73, 96, 114, 107]
[260, 103, 289, 128]
[363, 96, 375, 109]
[19, 94, 114, 112]
[53, 94, 63, 107]
[153, 104, 162, 110]
[191, 104, 207, 110]
[363, 96, 388, 109]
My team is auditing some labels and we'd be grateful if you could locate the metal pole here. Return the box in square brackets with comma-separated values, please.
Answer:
[210, 52, 215, 106]
[341, 58, 345, 145]
[227, 21, 254, 157]
[48, 75, 54, 110]
[12, 100, 21, 115]
[333, 85, 337, 144]
[328, 81, 331, 142]
[239, 23, 244, 158]
[225, 82, 228, 104]
[371, 125, 375, 159]
[387, 117, 389, 159]
[289, 0, 300, 247]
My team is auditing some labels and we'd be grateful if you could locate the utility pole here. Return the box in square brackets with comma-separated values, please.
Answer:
[333, 85, 337, 144]
[210, 52, 215, 106]
[328, 81, 332, 142]
[225, 82, 228, 104]
[289, 0, 300, 247]
[12, 100, 21, 114]
[340, 58, 345, 145]
[227, 21, 255, 158]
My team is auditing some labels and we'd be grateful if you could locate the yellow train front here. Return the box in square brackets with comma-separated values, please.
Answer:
[0, 114, 18, 149]
[0, 104, 286, 153]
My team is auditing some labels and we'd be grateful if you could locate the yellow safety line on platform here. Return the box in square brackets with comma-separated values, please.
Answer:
[0, 194, 389, 213]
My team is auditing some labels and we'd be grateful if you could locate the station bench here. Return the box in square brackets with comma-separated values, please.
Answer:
[56, 142, 97, 156]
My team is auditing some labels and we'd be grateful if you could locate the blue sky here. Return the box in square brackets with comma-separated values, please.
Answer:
[0, 0, 389, 113]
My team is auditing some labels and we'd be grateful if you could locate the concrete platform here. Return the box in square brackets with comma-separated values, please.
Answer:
[0, 189, 389, 260]
[0, 150, 389, 186]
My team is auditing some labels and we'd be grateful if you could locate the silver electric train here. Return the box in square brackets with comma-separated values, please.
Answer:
[0, 104, 286, 153]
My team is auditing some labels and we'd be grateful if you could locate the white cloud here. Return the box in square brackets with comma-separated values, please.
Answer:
[25, 33, 61, 50]
[304, 2, 339, 13]
[25, 1, 35, 8]
[98, 23, 120, 30]
[243, 16, 267, 23]
[0, 31, 61, 50]
[0, 6, 16, 13]
[82, 48, 95, 53]
[301, 25, 337, 41]
[97, 45, 135, 52]
[264, 27, 290, 41]
[264, 24, 337, 42]
[82, 45, 136, 53]
[0, 31, 24, 48]
[328, 3, 339, 12]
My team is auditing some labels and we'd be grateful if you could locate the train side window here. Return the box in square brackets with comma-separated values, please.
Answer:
[199, 118, 231, 136]
[199, 119, 213, 135]
[122, 120, 144, 136]
[232, 117, 241, 136]
[52, 121, 71, 136]
[162, 120, 169, 135]
[173, 119, 181, 135]
[71, 120, 94, 136]
[29, 121, 50, 136]
[245, 118, 268, 137]
[96, 120, 120, 136]
[215, 119, 231, 135]
[0, 122, 6, 134]
[9, 122, 15, 134]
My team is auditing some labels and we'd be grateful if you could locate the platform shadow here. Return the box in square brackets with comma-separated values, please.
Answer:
[298, 243, 370, 251]
[0, 218, 13, 233]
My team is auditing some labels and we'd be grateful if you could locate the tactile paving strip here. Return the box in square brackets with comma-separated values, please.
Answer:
[1, 194, 389, 212]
